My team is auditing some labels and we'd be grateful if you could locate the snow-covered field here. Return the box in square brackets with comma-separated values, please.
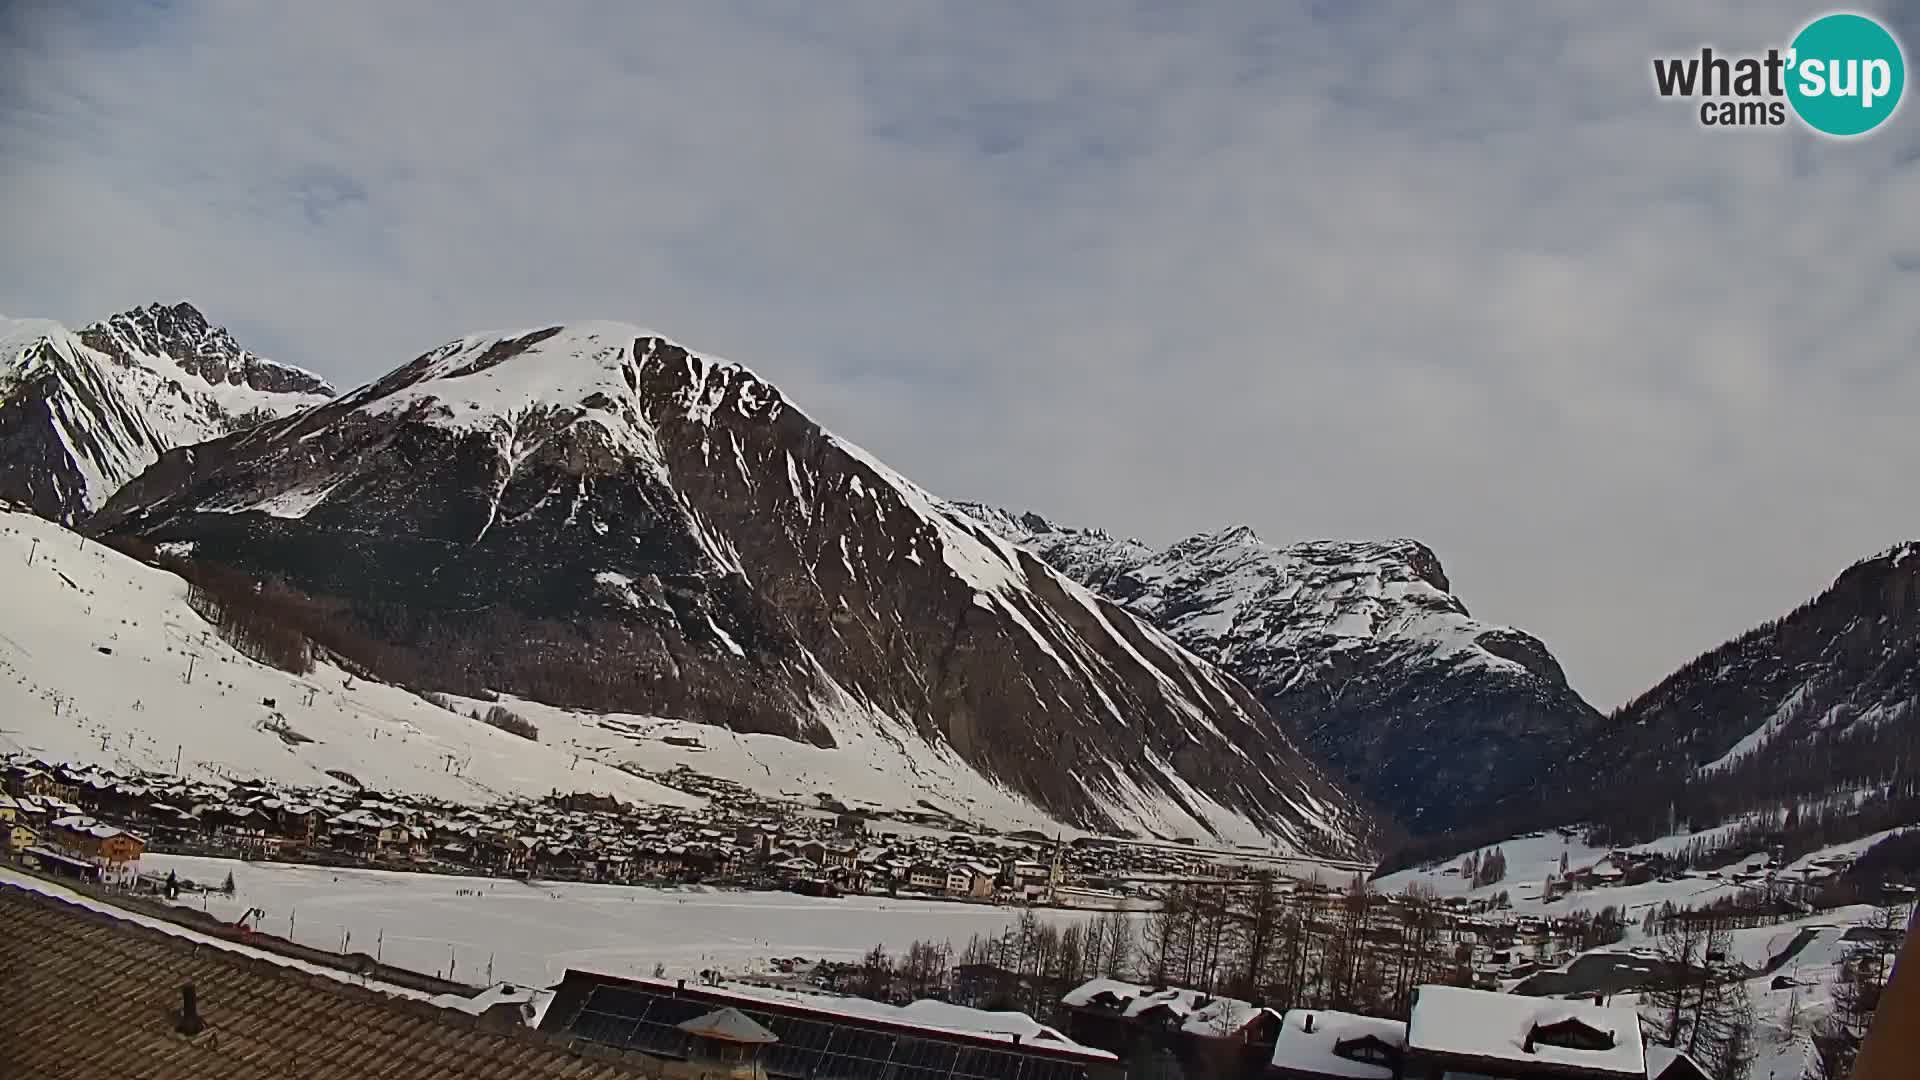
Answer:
[148, 854, 1108, 989]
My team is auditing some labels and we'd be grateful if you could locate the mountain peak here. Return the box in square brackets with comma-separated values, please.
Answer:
[974, 501, 1599, 835]
[0, 306, 336, 521]
[323, 322, 791, 473]
[1869, 540, 1920, 567]
[1211, 523, 1261, 545]
[80, 301, 334, 398]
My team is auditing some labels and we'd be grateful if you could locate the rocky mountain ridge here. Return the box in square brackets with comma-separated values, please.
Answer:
[1531, 541, 1920, 831]
[956, 504, 1604, 836]
[0, 303, 332, 521]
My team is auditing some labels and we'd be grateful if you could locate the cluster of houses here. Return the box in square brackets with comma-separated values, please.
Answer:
[1048, 976, 1709, 1080]
[534, 966, 1711, 1080]
[0, 755, 1249, 908]
[0, 782, 148, 884]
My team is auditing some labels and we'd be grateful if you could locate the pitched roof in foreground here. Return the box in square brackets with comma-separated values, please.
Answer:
[0, 882, 656, 1080]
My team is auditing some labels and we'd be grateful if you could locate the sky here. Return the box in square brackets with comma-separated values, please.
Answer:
[1, 1, 1916, 708]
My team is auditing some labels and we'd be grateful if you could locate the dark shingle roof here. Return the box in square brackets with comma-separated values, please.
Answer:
[0, 882, 657, 1079]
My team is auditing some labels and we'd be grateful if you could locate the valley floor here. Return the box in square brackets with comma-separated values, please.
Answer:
[142, 853, 1112, 989]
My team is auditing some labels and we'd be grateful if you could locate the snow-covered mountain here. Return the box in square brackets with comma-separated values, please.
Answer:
[0, 303, 333, 521]
[1531, 541, 1920, 824]
[955, 505, 1603, 836]
[89, 323, 1371, 854]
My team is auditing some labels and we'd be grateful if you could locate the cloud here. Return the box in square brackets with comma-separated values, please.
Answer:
[2, 0, 1916, 706]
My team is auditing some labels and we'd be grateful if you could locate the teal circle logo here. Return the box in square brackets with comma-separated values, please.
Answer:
[1786, 12, 1906, 136]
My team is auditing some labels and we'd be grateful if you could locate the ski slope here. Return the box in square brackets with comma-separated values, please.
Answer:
[0, 505, 1236, 836]
[0, 504, 699, 808]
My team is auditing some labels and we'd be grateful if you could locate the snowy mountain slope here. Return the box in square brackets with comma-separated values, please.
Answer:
[0, 504, 699, 809]
[1531, 541, 1920, 825]
[955, 505, 1603, 836]
[90, 323, 1372, 854]
[0, 304, 333, 522]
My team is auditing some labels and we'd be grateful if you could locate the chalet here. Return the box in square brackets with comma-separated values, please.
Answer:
[9, 794, 51, 827]
[1059, 979, 1219, 1060]
[1007, 859, 1055, 895]
[273, 803, 323, 844]
[834, 811, 868, 838]
[1182, 997, 1282, 1078]
[1269, 1009, 1406, 1080]
[376, 823, 427, 861]
[46, 815, 146, 881]
[679, 845, 730, 879]
[734, 825, 775, 856]
[799, 841, 857, 872]
[5, 820, 38, 855]
[0, 792, 18, 823]
[906, 862, 947, 892]
[1404, 985, 1645, 1080]
[5, 765, 76, 802]
[947, 863, 996, 899]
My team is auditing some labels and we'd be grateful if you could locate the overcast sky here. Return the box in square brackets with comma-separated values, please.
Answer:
[2, 1, 1916, 707]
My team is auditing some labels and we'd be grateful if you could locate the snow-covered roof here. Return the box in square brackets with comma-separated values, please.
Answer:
[426, 980, 554, 1022]
[699, 980, 1115, 1060]
[1181, 996, 1276, 1037]
[1407, 985, 1645, 1076]
[1060, 977, 1212, 1020]
[1269, 1009, 1406, 1079]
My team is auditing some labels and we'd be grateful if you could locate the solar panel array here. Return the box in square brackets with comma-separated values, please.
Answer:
[564, 985, 1092, 1080]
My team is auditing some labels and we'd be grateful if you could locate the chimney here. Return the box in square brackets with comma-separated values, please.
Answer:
[176, 983, 206, 1036]
[1303, 1014, 1314, 1034]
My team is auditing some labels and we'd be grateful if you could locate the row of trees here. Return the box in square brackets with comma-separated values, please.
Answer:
[179, 559, 316, 675]
[1806, 901, 1910, 1080]
[1639, 907, 1756, 1080]
[845, 876, 1475, 1028]
[1461, 845, 1508, 887]
[105, 536, 817, 737]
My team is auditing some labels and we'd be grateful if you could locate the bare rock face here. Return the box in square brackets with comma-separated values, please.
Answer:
[0, 305, 333, 522]
[957, 504, 1604, 837]
[93, 323, 1374, 854]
